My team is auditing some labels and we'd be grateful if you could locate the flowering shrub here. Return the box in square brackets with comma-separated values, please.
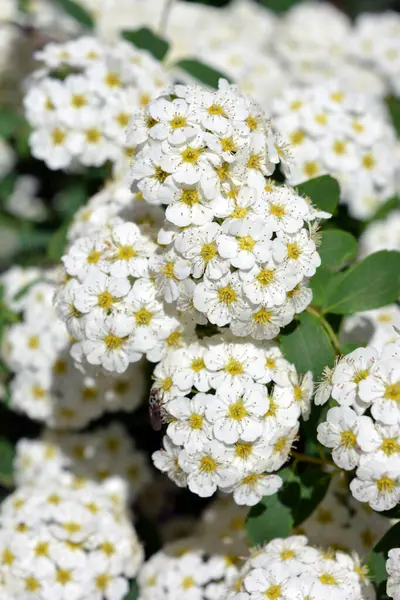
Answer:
[1, 1, 400, 600]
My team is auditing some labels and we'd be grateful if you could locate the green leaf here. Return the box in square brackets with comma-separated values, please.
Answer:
[280, 311, 336, 379]
[340, 342, 362, 355]
[0, 109, 24, 139]
[124, 580, 139, 600]
[309, 267, 334, 307]
[388, 97, 400, 137]
[47, 222, 70, 261]
[369, 522, 400, 595]
[319, 229, 357, 270]
[297, 175, 340, 215]
[293, 469, 331, 527]
[56, 184, 87, 219]
[12, 277, 45, 302]
[174, 59, 232, 89]
[324, 251, 400, 315]
[122, 28, 169, 61]
[260, 0, 298, 12]
[369, 196, 400, 224]
[0, 437, 14, 488]
[53, 0, 94, 28]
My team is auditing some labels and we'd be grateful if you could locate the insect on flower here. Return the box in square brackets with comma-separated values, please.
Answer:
[149, 384, 163, 431]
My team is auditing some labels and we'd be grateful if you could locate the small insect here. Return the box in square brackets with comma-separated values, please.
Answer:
[149, 384, 163, 431]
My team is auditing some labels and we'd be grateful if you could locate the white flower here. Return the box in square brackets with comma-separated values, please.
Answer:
[104, 222, 153, 278]
[331, 347, 378, 411]
[317, 406, 368, 470]
[74, 269, 130, 315]
[162, 181, 214, 226]
[359, 359, 400, 425]
[350, 456, 400, 511]
[204, 341, 265, 390]
[357, 421, 400, 459]
[176, 222, 230, 280]
[217, 218, 273, 271]
[166, 393, 212, 453]
[263, 187, 309, 233]
[244, 566, 291, 600]
[152, 436, 187, 488]
[148, 97, 198, 145]
[273, 230, 321, 280]
[172, 343, 211, 392]
[193, 272, 251, 327]
[179, 440, 237, 497]
[205, 382, 266, 444]
[231, 302, 294, 340]
[226, 471, 282, 507]
[150, 249, 191, 303]
[240, 260, 297, 307]
[387, 548, 400, 600]
[160, 133, 219, 186]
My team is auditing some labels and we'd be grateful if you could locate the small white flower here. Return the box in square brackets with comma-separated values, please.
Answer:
[152, 435, 187, 488]
[350, 455, 400, 511]
[166, 393, 212, 453]
[225, 471, 282, 507]
[179, 440, 237, 497]
[193, 272, 251, 327]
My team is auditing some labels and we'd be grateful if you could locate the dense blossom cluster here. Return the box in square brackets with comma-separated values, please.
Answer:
[271, 81, 399, 220]
[0, 482, 143, 600]
[359, 211, 400, 258]
[24, 36, 170, 170]
[14, 422, 151, 503]
[152, 332, 313, 504]
[341, 305, 400, 352]
[223, 534, 374, 600]
[317, 340, 400, 511]
[1, 267, 145, 427]
[127, 80, 328, 339]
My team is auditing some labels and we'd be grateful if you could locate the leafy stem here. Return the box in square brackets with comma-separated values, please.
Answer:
[291, 451, 337, 469]
[306, 305, 341, 355]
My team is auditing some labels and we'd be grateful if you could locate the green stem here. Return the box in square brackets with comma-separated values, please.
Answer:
[291, 451, 335, 467]
[306, 306, 341, 355]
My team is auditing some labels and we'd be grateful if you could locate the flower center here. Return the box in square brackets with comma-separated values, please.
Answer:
[97, 291, 114, 308]
[253, 309, 272, 324]
[191, 358, 205, 372]
[385, 382, 400, 401]
[135, 308, 153, 326]
[181, 189, 199, 206]
[228, 400, 248, 420]
[166, 331, 182, 347]
[56, 569, 72, 585]
[362, 153, 376, 170]
[51, 128, 66, 145]
[200, 456, 217, 472]
[95, 574, 110, 591]
[221, 137, 237, 152]
[154, 166, 169, 183]
[87, 250, 101, 264]
[85, 128, 101, 143]
[34, 542, 49, 557]
[117, 245, 135, 260]
[381, 438, 400, 455]
[232, 205, 248, 219]
[353, 369, 369, 384]
[247, 153, 262, 169]
[189, 414, 204, 429]
[71, 94, 87, 108]
[246, 115, 258, 130]
[162, 262, 176, 279]
[377, 476, 395, 492]
[280, 550, 295, 560]
[82, 387, 98, 401]
[161, 376, 172, 391]
[200, 242, 217, 262]
[28, 335, 40, 349]
[116, 112, 130, 127]
[242, 473, 261, 486]
[315, 113, 327, 125]
[25, 578, 40, 592]
[270, 204, 285, 218]
[316, 508, 333, 524]
[303, 161, 319, 178]
[352, 120, 364, 133]
[182, 576, 195, 589]
[170, 115, 187, 129]
[235, 442, 253, 459]
[319, 573, 337, 586]
[340, 430, 357, 448]
[257, 269, 275, 286]
[181, 147, 202, 163]
[32, 385, 46, 399]
[265, 584, 281, 599]
[290, 100, 303, 110]
[290, 130, 305, 145]
[207, 103, 226, 116]
[333, 140, 347, 154]
[225, 358, 244, 375]
[104, 72, 120, 87]
[293, 385, 303, 402]
[104, 334, 123, 350]
[287, 243, 301, 259]
[237, 236, 256, 251]
[218, 286, 237, 304]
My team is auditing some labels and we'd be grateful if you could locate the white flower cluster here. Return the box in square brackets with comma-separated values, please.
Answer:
[1, 266, 145, 428]
[55, 207, 191, 373]
[152, 332, 313, 505]
[24, 35, 170, 170]
[0, 482, 143, 600]
[224, 535, 374, 600]
[272, 80, 398, 220]
[351, 12, 400, 97]
[14, 422, 152, 503]
[317, 341, 400, 511]
[387, 548, 400, 600]
[359, 211, 400, 259]
[138, 536, 241, 600]
[341, 305, 400, 353]
[128, 79, 328, 339]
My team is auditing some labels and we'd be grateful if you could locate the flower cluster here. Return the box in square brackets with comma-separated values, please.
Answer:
[24, 35, 170, 170]
[271, 80, 398, 220]
[387, 548, 400, 600]
[317, 340, 400, 511]
[14, 422, 152, 503]
[1, 266, 145, 428]
[152, 332, 313, 505]
[359, 211, 400, 259]
[0, 482, 143, 600]
[127, 79, 328, 339]
[224, 534, 374, 600]
[341, 304, 400, 353]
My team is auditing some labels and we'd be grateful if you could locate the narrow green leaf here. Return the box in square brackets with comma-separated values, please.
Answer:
[369, 522, 400, 594]
[0, 437, 14, 488]
[13, 278, 45, 302]
[122, 28, 169, 61]
[280, 311, 336, 379]
[174, 59, 232, 89]
[319, 229, 357, 270]
[369, 196, 400, 223]
[297, 175, 340, 214]
[387, 97, 400, 137]
[47, 222, 70, 261]
[53, 0, 94, 28]
[324, 251, 400, 315]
